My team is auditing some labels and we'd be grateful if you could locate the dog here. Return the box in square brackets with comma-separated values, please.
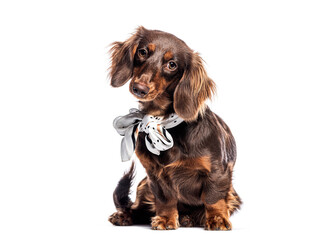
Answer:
[108, 26, 241, 230]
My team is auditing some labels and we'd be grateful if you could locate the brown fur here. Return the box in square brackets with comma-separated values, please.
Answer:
[148, 43, 156, 52]
[164, 51, 174, 61]
[174, 53, 216, 122]
[108, 27, 241, 230]
[165, 156, 211, 173]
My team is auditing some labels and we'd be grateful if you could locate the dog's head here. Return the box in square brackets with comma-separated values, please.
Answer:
[109, 26, 215, 121]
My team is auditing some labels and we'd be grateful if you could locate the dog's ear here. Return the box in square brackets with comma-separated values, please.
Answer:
[109, 27, 145, 87]
[174, 53, 216, 121]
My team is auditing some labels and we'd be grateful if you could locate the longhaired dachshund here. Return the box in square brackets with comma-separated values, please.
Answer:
[108, 26, 241, 230]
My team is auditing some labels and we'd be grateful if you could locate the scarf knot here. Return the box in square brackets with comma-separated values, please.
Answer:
[113, 108, 183, 161]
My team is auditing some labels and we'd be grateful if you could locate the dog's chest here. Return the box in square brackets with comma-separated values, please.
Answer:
[136, 132, 211, 204]
[159, 157, 211, 204]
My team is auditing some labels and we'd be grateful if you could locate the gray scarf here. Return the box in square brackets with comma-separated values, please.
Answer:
[113, 108, 184, 161]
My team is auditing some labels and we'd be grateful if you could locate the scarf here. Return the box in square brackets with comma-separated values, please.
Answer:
[113, 108, 184, 161]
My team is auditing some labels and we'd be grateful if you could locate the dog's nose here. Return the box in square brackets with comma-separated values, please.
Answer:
[132, 83, 149, 97]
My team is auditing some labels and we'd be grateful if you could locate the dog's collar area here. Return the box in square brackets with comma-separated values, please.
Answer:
[113, 108, 184, 161]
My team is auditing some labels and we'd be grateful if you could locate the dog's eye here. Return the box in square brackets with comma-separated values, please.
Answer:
[138, 48, 148, 58]
[167, 61, 178, 71]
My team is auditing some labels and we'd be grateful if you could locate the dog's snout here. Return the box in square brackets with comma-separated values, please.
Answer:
[132, 83, 150, 98]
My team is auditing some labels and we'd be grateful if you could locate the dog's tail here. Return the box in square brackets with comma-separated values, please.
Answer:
[113, 162, 135, 211]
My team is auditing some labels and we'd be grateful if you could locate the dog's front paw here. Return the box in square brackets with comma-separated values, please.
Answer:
[151, 215, 179, 230]
[108, 211, 132, 226]
[205, 215, 232, 231]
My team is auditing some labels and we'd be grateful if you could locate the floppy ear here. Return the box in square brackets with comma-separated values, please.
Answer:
[109, 27, 145, 87]
[173, 53, 216, 122]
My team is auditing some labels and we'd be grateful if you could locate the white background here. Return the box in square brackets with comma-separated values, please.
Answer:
[1, 0, 327, 239]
